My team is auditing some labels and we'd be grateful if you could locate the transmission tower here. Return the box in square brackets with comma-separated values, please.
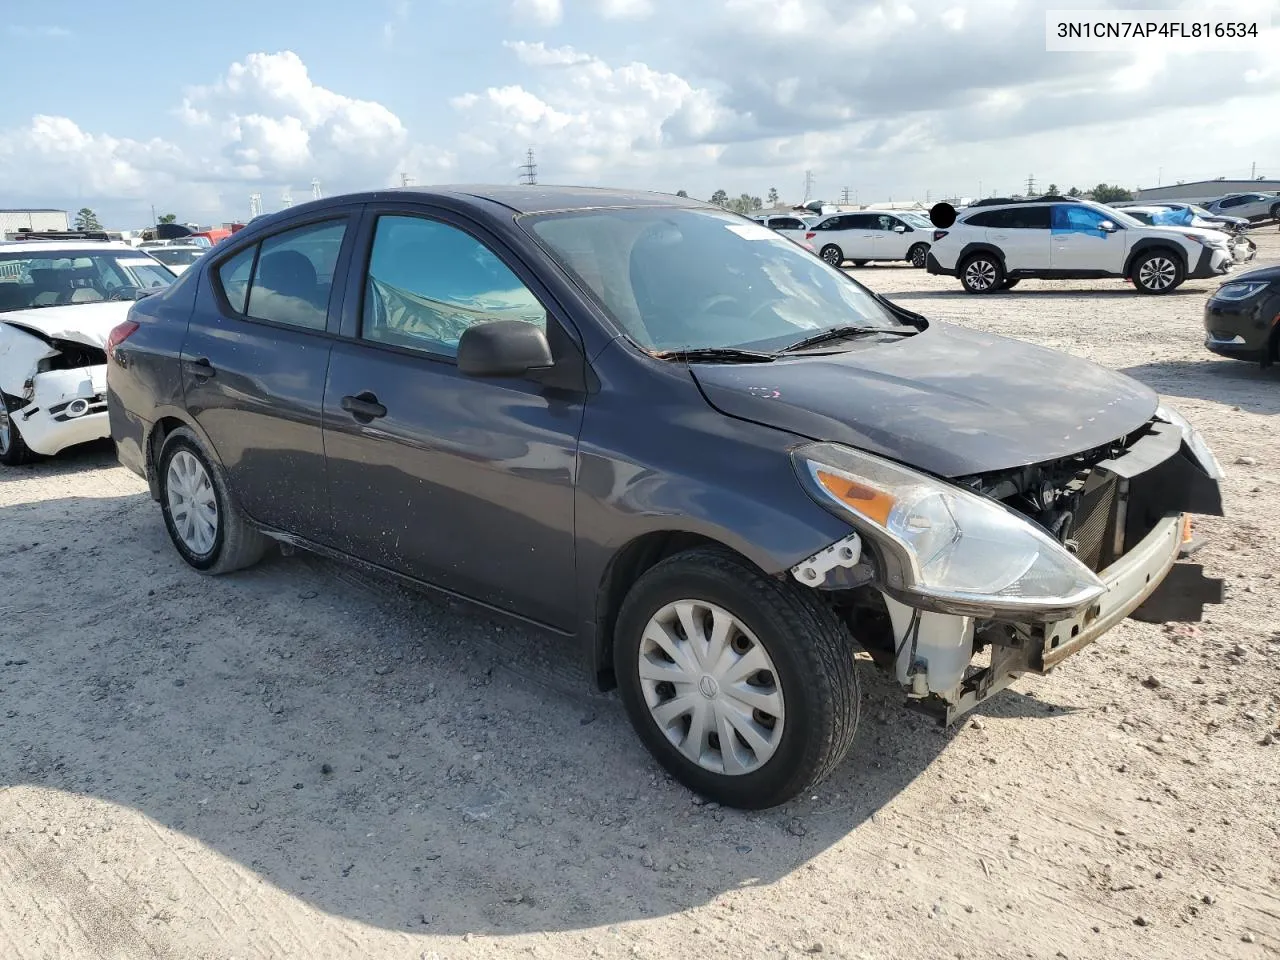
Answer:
[311, 178, 322, 201]
[519, 148, 538, 186]
[1026, 174, 1037, 196]
[248, 193, 263, 218]
[802, 169, 816, 204]
[839, 186, 851, 204]
[400, 172, 416, 188]
[281, 189, 293, 209]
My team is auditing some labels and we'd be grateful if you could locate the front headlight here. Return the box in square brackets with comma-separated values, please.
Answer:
[791, 443, 1105, 619]
[1155, 404, 1223, 480]
[1212, 280, 1270, 301]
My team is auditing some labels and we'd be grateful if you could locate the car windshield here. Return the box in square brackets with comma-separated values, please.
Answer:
[149, 247, 203, 266]
[522, 207, 913, 353]
[1188, 205, 1216, 217]
[898, 212, 932, 228]
[0, 249, 175, 312]
[1097, 206, 1145, 229]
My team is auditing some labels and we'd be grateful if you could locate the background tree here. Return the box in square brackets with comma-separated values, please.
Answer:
[709, 189, 729, 208]
[1045, 183, 1059, 196]
[73, 208, 102, 231]
[158, 213, 177, 224]
[675, 189, 688, 198]
[767, 186, 780, 206]
[729, 194, 763, 215]
[1066, 186, 1081, 197]
[1090, 183, 1133, 203]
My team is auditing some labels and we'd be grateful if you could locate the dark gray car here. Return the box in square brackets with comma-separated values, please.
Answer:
[106, 186, 1225, 809]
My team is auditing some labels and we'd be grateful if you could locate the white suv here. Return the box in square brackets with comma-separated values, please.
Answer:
[926, 198, 1234, 295]
[1202, 192, 1280, 223]
[804, 210, 934, 268]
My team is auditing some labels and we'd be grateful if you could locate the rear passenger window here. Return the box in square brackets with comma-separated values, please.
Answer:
[217, 245, 256, 314]
[245, 220, 347, 331]
[361, 215, 545, 357]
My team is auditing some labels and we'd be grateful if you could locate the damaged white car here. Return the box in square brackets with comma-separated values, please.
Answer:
[0, 240, 174, 465]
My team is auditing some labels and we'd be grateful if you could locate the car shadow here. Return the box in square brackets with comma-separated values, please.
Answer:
[880, 287, 1208, 301]
[0, 490, 1073, 936]
[0, 438, 118, 484]
[1120, 358, 1280, 414]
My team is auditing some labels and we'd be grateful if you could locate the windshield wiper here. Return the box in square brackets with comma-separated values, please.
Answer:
[781, 325, 916, 353]
[652, 347, 778, 364]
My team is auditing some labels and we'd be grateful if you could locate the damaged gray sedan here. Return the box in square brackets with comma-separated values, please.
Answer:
[107, 186, 1225, 810]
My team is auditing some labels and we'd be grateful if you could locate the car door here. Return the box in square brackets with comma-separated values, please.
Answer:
[182, 209, 359, 539]
[321, 205, 585, 629]
[981, 206, 1052, 271]
[1049, 204, 1126, 273]
[873, 215, 913, 259]
[768, 216, 809, 244]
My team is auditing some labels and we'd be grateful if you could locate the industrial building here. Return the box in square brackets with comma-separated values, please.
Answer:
[0, 208, 70, 236]
[1135, 179, 1280, 203]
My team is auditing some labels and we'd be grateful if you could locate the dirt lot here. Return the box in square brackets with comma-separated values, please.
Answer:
[3, 232, 1279, 960]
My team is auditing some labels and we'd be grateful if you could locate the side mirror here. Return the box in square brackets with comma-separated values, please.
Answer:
[893, 224, 907, 233]
[457, 320, 554, 378]
[1098, 220, 1117, 233]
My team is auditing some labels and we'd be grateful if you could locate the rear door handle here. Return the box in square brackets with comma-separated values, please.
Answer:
[184, 357, 216, 380]
[341, 392, 387, 422]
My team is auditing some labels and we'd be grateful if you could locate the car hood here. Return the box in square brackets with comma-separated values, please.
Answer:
[0, 300, 134, 349]
[1221, 263, 1280, 284]
[690, 322, 1158, 478]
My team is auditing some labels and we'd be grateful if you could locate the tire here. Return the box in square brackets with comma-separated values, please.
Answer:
[1000, 278, 1020, 290]
[819, 245, 845, 267]
[158, 426, 267, 574]
[851, 259, 869, 267]
[1270, 202, 1280, 222]
[613, 546, 861, 810]
[1131, 249, 1184, 295]
[908, 244, 929, 269]
[0, 394, 33, 467]
[960, 252, 1004, 293]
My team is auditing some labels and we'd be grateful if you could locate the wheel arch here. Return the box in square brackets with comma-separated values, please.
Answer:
[956, 242, 1007, 272]
[1124, 238, 1188, 278]
[144, 408, 218, 501]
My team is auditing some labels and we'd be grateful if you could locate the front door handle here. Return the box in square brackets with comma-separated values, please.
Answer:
[184, 357, 216, 380]
[341, 392, 387, 422]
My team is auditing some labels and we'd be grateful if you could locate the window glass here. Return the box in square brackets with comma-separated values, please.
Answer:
[362, 215, 545, 356]
[0, 250, 175, 311]
[217, 244, 257, 314]
[963, 210, 998, 227]
[245, 220, 347, 330]
[1052, 205, 1108, 232]
[771, 217, 804, 230]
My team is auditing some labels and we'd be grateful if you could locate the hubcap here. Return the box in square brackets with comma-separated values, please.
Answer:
[1138, 257, 1176, 290]
[0, 407, 10, 455]
[912, 246, 927, 266]
[822, 247, 841, 266]
[638, 600, 785, 776]
[965, 259, 996, 290]
[166, 450, 219, 556]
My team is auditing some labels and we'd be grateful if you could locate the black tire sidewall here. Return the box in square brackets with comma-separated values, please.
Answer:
[961, 253, 1003, 293]
[158, 432, 228, 571]
[1132, 250, 1184, 294]
[0, 394, 31, 466]
[909, 244, 928, 267]
[614, 556, 844, 808]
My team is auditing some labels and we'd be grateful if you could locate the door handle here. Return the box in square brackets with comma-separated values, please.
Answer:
[341, 392, 387, 422]
[184, 357, 216, 380]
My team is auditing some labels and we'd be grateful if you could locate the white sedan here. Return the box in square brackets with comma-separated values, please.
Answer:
[0, 240, 175, 464]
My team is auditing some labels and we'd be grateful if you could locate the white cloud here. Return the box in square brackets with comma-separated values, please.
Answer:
[594, 0, 655, 18]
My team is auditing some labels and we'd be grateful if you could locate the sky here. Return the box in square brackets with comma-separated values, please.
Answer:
[1, 0, 1278, 227]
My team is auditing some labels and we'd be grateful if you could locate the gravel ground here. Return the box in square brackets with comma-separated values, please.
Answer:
[2, 232, 1278, 960]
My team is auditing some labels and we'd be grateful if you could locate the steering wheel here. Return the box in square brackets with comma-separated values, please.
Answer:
[695, 293, 739, 315]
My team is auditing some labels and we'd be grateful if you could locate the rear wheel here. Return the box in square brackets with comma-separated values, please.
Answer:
[908, 243, 929, 268]
[158, 426, 267, 574]
[960, 253, 1004, 293]
[1132, 250, 1184, 294]
[820, 245, 845, 267]
[0, 395, 33, 467]
[614, 547, 861, 809]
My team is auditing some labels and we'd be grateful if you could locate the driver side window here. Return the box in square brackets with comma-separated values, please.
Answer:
[360, 215, 546, 358]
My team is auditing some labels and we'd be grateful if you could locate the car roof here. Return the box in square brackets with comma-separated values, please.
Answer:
[0, 240, 141, 254]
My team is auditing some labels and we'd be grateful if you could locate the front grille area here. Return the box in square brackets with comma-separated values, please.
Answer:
[1072, 476, 1117, 572]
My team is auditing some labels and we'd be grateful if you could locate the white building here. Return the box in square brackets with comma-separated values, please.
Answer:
[0, 208, 70, 236]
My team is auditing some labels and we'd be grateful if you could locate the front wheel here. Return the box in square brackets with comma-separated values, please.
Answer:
[0, 395, 33, 467]
[614, 547, 861, 809]
[820, 245, 845, 267]
[1132, 250, 1184, 294]
[960, 253, 1004, 293]
[908, 244, 929, 268]
[158, 426, 267, 574]
[1270, 202, 1280, 222]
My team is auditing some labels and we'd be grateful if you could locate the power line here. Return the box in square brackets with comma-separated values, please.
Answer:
[519, 147, 538, 186]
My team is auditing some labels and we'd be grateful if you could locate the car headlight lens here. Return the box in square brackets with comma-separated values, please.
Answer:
[1213, 280, 1270, 301]
[1155, 404, 1223, 480]
[791, 443, 1105, 616]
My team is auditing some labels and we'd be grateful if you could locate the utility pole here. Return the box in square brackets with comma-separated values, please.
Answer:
[802, 169, 815, 204]
[1251, 160, 1257, 179]
[519, 148, 538, 186]
[839, 186, 851, 204]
